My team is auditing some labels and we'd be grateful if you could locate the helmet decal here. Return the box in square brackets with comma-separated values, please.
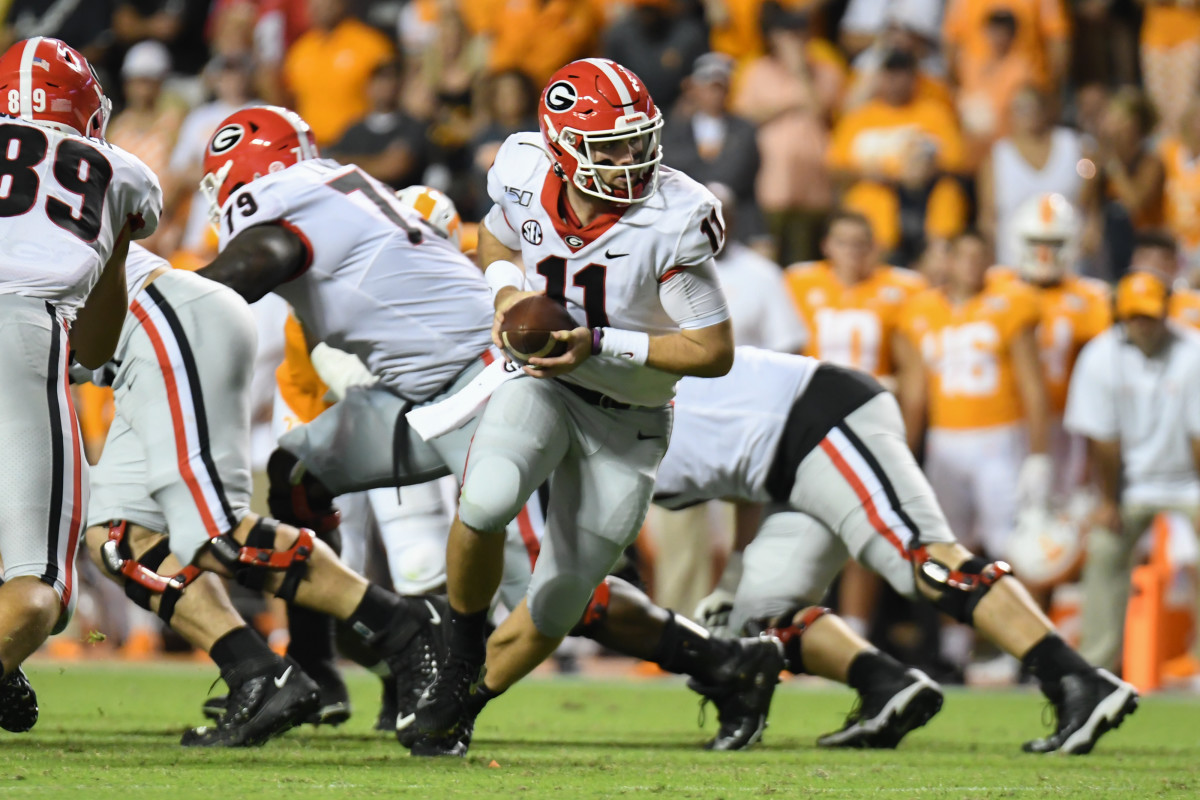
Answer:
[545, 81, 578, 113]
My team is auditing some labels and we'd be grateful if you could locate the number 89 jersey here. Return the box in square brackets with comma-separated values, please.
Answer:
[0, 117, 162, 319]
[484, 132, 728, 407]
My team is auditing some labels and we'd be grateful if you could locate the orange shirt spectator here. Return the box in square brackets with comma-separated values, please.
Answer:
[1141, 2, 1200, 134]
[955, 10, 1041, 170]
[283, 1, 394, 146]
[943, 0, 1069, 88]
[486, 0, 599, 85]
[829, 51, 966, 256]
[1160, 104, 1200, 264]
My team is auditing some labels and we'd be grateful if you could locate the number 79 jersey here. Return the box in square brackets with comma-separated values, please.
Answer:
[0, 117, 162, 319]
[484, 132, 728, 407]
[216, 158, 495, 403]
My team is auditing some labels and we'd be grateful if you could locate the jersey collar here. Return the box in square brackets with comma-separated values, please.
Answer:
[541, 170, 626, 253]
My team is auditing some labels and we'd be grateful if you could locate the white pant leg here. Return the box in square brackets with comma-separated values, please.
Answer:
[370, 477, 455, 595]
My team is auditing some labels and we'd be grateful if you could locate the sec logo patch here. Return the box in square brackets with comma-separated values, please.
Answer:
[522, 219, 543, 245]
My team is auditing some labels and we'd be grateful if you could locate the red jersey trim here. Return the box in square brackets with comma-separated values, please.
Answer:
[540, 170, 625, 252]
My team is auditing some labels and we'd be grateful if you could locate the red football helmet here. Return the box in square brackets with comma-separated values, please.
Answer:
[0, 37, 110, 139]
[538, 58, 663, 204]
[200, 105, 319, 224]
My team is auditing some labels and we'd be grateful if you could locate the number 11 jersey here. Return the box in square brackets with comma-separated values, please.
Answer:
[484, 132, 727, 407]
[0, 117, 162, 319]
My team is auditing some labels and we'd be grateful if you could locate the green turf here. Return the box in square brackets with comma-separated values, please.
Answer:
[1, 662, 1196, 799]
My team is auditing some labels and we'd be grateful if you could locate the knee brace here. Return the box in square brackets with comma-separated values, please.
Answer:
[528, 573, 596, 638]
[206, 517, 315, 603]
[567, 578, 612, 637]
[267, 448, 341, 535]
[99, 521, 202, 625]
[912, 547, 1011, 624]
[752, 605, 829, 675]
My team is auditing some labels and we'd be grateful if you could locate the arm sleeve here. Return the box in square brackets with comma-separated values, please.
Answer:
[1063, 338, 1118, 440]
[659, 258, 731, 330]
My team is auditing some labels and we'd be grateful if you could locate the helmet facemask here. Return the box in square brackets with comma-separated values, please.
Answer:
[550, 111, 663, 204]
[1018, 235, 1075, 284]
[200, 160, 234, 228]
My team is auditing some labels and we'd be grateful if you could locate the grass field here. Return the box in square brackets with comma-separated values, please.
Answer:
[1, 662, 1197, 799]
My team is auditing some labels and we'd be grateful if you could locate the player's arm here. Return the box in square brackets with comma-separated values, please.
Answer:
[478, 220, 540, 349]
[891, 330, 927, 454]
[197, 224, 308, 302]
[71, 221, 132, 369]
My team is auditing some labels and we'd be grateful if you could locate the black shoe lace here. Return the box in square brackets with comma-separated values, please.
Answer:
[841, 695, 866, 729]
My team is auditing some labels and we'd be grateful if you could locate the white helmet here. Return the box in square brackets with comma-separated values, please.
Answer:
[394, 185, 462, 249]
[1007, 506, 1086, 589]
[1011, 193, 1080, 283]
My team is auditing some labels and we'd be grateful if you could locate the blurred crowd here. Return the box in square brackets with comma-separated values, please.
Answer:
[8, 0, 1200, 281]
[15, 0, 1200, 679]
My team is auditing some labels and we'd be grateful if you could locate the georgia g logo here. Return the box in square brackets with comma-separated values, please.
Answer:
[545, 81, 578, 113]
[209, 124, 245, 156]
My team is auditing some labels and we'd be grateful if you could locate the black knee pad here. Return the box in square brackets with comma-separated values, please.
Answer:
[207, 517, 314, 602]
[914, 550, 1011, 624]
[266, 448, 341, 535]
[99, 521, 201, 625]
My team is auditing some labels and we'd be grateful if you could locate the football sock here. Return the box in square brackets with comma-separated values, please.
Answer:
[210, 626, 279, 688]
[652, 611, 738, 684]
[1021, 634, 1091, 686]
[346, 584, 402, 640]
[466, 682, 504, 717]
[447, 607, 489, 661]
[847, 650, 907, 694]
[286, 603, 337, 674]
[0, 656, 6, 680]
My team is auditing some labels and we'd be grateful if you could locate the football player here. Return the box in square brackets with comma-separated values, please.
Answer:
[781, 209, 927, 646]
[0, 37, 162, 733]
[80, 241, 442, 746]
[413, 58, 751, 756]
[893, 230, 1051, 562]
[991, 194, 1110, 505]
[660, 346, 1139, 754]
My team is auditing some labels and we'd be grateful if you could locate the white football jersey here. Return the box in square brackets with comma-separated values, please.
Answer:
[124, 242, 165, 306]
[217, 159, 494, 402]
[0, 117, 162, 319]
[484, 132, 726, 407]
[654, 347, 820, 509]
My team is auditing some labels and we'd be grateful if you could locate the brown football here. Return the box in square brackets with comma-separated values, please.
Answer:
[500, 295, 577, 363]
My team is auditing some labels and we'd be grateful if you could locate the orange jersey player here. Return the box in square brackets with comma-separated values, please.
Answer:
[894, 229, 1050, 558]
[784, 210, 927, 381]
[990, 194, 1111, 498]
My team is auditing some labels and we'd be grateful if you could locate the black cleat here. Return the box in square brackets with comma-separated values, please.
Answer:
[689, 634, 786, 751]
[182, 659, 319, 747]
[410, 719, 475, 757]
[414, 649, 485, 744]
[0, 666, 38, 733]
[384, 595, 448, 748]
[1023, 668, 1138, 755]
[200, 665, 350, 727]
[817, 668, 943, 749]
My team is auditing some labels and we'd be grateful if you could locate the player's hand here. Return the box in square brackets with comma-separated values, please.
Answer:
[694, 589, 735, 639]
[491, 288, 541, 354]
[524, 327, 592, 378]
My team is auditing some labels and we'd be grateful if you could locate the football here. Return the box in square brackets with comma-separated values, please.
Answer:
[500, 295, 577, 363]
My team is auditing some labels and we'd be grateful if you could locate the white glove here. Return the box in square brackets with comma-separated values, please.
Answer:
[693, 588, 735, 639]
[1016, 453, 1054, 511]
[310, 342, 377, 402]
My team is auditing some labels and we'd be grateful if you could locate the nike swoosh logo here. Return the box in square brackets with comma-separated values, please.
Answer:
[424, 599, 442, 626]
[605, 250, 628, 259]
[636, 431, 662, 440]
[396, 712, 415, 731]
[274, 665, 293, 689]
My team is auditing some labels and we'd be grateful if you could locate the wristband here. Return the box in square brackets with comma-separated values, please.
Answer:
[485, 259, 527, 299]
[591, 327, 604, 355]
[598, 327, 650, 365]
